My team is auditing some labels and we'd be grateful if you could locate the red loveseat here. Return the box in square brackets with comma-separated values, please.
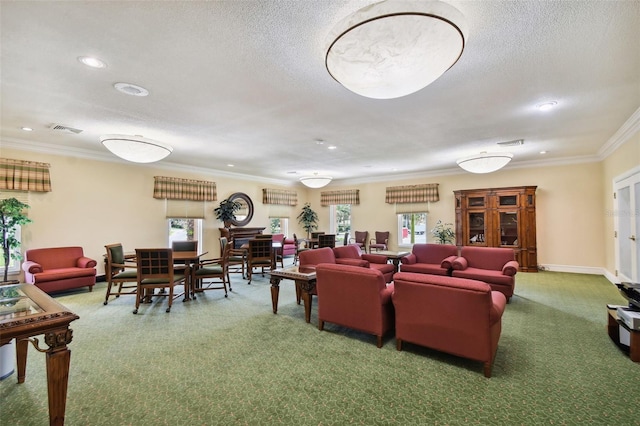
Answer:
[333, 244, 394, 282]
[316, 263, 395, 348]
[451, 246, 519, 301]
[392, 272, 507, 377]
[22, 246, 97, 294]
[400, 243, 458, 276]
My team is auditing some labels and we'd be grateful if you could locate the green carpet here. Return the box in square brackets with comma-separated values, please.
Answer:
[2, 269, 639, 425]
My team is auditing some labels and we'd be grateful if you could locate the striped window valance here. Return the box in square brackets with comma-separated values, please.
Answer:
[153, 176, 217, 201]
[321, 189, 360, 206]
[0, 158, 52, 192]
[262, 188, 298, 206]
[385, 184, 439, 203]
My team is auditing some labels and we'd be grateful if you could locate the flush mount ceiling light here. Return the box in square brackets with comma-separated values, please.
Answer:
[300, 173, 333, 188]
[325, 0, 468, 99]
[537, 101, 558, 111]
[100, 134, 172, 163]
[114, 82, 149, 97]
[78, 56, 107, 69]
[456, 152, 513, 174]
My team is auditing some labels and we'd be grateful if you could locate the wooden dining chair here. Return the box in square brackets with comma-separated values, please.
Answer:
[191, 242, 230, 298]
[247, 238, 273, 284]
[349, 231, 368, 253]
[293, 233, 310, 265]
[220, 237, 245, 283]
[318, 234, 336, 249]
[134, 248, 187, 314]
[103, 243, 137, 305]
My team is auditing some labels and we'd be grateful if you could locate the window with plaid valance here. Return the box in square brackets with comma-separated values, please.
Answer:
[385, 184, 439, 203]
[262, 188, 298, 206]
[320, 189, 360, 206]
[153, 176, 217, 201]
[0, 158, 52, 192]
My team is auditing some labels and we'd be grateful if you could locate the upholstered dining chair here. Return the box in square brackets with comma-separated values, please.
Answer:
[247, 238, 273, 284]
[134, 248, 187, 314]
[103, 243, 137, 305]
[272, 233, 285, 268]
[318, 234, 336, 249]
[370, 231, 390, 252]
[349, 231, 368, 253]
[220, 237, 245, 282]
[171, 240, 198, 252]
[293, 233, 310, 265]
[191, 242, 230, 298]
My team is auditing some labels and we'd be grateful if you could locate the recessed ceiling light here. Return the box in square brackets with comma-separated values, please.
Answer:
[328, 145, 337, 150]
[287, 171, 298, 174]
[20, 127, 33, 131]
[227, 164, 234, 167]
[114, 82, 149, 97]
[78, 56, 106, 69]
[537, 101, 557, 111]
[540, 151, 548, 154]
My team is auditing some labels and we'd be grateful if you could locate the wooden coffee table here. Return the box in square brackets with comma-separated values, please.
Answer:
[270, 266, 316, 323]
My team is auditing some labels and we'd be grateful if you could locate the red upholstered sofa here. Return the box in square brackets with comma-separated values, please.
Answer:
[22, 246, 97, 294]
[400, 243, 458, 276]
[392, 272, 507, 377]
[451, 246, 519, 301]
[333, 244, 394, 282]
[316, 263, 395, 348]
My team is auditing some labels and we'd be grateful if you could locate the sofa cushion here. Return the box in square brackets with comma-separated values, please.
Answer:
[32, 267, 96, 283]
[452, 267, 514, 286]
[400, 263, 450, 276]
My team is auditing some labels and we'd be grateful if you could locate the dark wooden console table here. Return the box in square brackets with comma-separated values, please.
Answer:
[0, 283, 79, 425]
[219, 226, 266, 248]
[607, 307, 639, 362]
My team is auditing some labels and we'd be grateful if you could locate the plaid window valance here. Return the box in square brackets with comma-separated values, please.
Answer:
[153, 176, 217, 201]
[321, 189, 360, 206]
[262, 188, 298, 206]
[0, 158, 52, 192]
[385, 184, 439, 203]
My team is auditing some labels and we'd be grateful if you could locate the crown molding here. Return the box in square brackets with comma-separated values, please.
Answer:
[597, 105, 640, 160]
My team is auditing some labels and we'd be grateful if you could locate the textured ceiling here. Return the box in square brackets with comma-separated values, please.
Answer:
[1, 1, 639, 185]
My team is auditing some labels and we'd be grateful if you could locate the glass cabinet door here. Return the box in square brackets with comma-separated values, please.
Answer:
[467, 212, 486, 245]
[499, 211, 518, 246]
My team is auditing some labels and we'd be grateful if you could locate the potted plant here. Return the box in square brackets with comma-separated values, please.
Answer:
[430, 220, 455, 244]
[297, 203, 318, 239]
[214, 198, 242, 227]
[0, 198, 32, 283]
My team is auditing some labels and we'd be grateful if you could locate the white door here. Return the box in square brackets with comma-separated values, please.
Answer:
[615, 167, 640, 283]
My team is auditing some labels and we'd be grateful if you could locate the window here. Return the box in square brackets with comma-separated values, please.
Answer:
[398, 213, 428, 246]
[330, 204, 351, 244]
[270, 217, 289, 235]
[0, 225, 21, 273]
[168, 218, 202, 250]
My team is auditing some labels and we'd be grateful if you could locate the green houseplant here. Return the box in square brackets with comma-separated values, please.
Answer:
[214, 198, 242, 227]
[297, 203, 318, 238]
[0, 198, 32, 283]
[430, 220, 455, 244]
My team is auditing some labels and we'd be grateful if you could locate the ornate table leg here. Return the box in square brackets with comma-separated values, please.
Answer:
[16, 337, 28, 383]
[297, 279, 316, 324]
[270, 276, 282, 314]
[41, 328, 74, 426]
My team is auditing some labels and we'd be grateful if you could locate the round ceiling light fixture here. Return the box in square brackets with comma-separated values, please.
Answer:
[114, 82, 149, 97]
[100, 134, 172, 163]
[300, 173, 333, 188]
[78, 56, 107, 69]
[325, 0, 468, 99]
[456, 152, 513, 174]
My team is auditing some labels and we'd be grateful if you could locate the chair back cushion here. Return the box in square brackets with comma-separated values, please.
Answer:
[354, 231, 368, 244]
[172, 240, 198, 252]
[375, 231, 389, 242]
[106, 244, 125, 265]
[333, 244, 362, 259]
[299, 247, 336, 267]
[460, 246, 515, 271]
[411, 244, 458, 264]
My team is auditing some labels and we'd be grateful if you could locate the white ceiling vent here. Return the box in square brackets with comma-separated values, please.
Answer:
[497, 139, 524, 147]
[49, 123, 83, 134]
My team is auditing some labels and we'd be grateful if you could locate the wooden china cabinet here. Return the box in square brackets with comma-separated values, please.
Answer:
[454, 186, 538, 272]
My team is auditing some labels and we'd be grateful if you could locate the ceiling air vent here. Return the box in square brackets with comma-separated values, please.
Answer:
[49, 124, 83, 134]
[497, 139, 524, 147]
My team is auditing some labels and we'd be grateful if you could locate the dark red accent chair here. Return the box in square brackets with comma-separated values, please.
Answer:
[333, 244, 394, 283]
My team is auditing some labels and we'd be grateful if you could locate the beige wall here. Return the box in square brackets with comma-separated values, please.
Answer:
[3, 132, 638, 280]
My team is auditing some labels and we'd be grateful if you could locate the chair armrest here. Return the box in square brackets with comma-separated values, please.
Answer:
[336, 259, 370, 268]
[490, 291, 507, 324]
[77, 256, 97, 268]
[197, 257, 223, 267]
[361, 253, 387, 264]
[441, 255, 458, 269]
[349, 238, 355, 244]
[22, 261, 43, 274]
[401, 254, 417, 264]
[452, 256, 468, 271]
[380, 282, 394, 304]
[502, 260, 519, 276]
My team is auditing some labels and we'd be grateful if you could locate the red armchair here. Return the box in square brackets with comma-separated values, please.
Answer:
[392, 272, 507, 377]
[333, 244, 394, 282]
[400, 243, 458, 276]
[451, 246, 519, 301]
[316, 263, 395, 348]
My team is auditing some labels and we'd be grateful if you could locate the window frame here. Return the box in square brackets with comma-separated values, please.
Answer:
[397, 212, 428, 248]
